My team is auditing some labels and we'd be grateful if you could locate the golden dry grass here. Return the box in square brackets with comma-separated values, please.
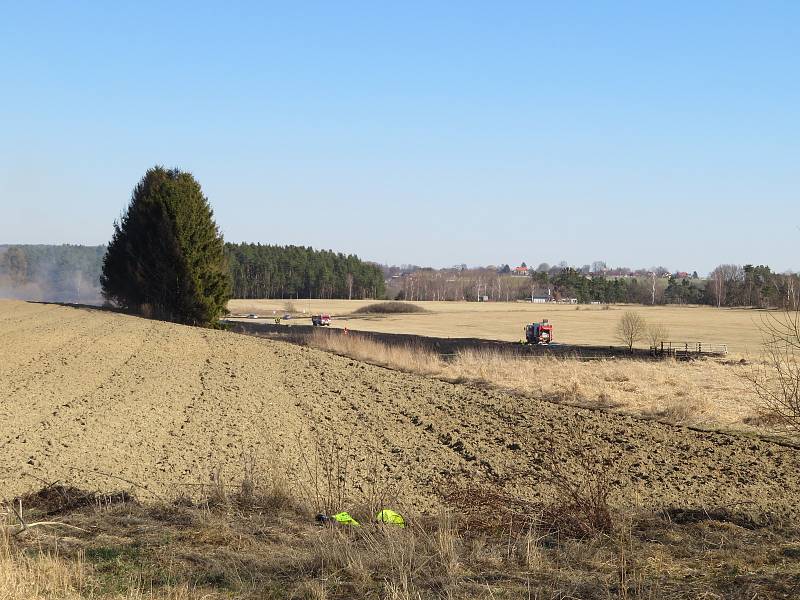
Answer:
[307, 329, 758, 431]
[0, 526, 203, 600]
[3, 474, 800, 600]
[0, 528, 85, 600]
[228, 299, 770, 355]
[445, 350, 755, 430]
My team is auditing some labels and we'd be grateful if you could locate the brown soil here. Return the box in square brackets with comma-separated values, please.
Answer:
[2, 300, 799, 520]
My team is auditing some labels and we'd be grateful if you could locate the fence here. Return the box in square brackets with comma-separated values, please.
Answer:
[651, 341, 728, 358]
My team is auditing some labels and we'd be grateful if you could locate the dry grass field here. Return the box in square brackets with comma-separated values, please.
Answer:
[228, 299, 768, 355]
[3, 299, 800, 598]
[298, 331, 762, 431]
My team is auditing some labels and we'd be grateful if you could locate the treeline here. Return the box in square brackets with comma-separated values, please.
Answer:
[391, 267, 663, 304]
[0, 243, 386, 304]
[0, 244, 105, 303]
[548, 269, 657, 304]
[391, 263, 799, 308]
[4, 243, 796, 310]
[705, 264, 799, 309]
[225, 243, 385, 300]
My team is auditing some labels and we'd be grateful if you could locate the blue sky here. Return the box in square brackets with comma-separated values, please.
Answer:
[1, 1, 798, 273]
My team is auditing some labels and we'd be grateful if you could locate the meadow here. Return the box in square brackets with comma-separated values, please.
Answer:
[227, 299, 768, 355]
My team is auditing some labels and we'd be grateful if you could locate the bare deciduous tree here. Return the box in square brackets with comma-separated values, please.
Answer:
[346, 273, 354, 300]
[646, 322, 670, 349]
[744, 309, 800, 435]
[616, 311, 647, 352]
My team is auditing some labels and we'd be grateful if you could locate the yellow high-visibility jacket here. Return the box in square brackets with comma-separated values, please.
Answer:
[333, 512, 360, 526]
[376, 509, 405, 527]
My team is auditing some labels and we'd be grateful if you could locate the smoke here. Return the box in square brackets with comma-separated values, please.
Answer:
[0, 245, 104, 305]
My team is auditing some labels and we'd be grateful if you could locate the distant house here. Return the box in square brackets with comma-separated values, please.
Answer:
[513, 265, 530, 276]
[531, 296, 549, 304]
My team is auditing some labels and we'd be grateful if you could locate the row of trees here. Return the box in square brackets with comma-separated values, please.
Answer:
[389, 263, 799, 308]
[0, 244, 105, 303]
[226, 243, 385, 300]
[706, 264, 799, 309]
[392, 267, 666, 304]
[1, 240, 385, 308]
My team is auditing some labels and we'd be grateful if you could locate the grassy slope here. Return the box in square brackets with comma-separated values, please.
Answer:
[4, 480, 800, 599]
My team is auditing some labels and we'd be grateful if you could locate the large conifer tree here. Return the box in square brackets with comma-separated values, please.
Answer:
[101, 167, 230, 326]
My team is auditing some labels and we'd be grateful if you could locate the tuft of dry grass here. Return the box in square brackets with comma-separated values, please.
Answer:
[1, 525, 207, 599]
[1, 528, 86, 600]
[306, 329, 444, 375]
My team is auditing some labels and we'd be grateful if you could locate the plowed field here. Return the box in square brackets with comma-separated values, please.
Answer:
[1, 300, 798, 519]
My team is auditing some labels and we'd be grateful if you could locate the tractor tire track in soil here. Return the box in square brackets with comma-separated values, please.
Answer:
[1, 300, 798, 520]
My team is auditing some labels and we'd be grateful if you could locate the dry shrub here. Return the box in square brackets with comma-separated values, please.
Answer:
[553, 380, 582, 404]
[298, 432, 355, 516]
[284, 300, 297, 313]
[293, 580, 328, 600]
[743, 409, 788, 428]
[234, 451, 297, 512]
[604, 371, 630, 383]
[443, 486, 540, 534]
[742, 309, 800, 436]
[646, 322, 671, 349]
[15, 486, 135, 517]
[353, 302, 427, 314]
[309, 512, 464, 599]
[191, 452, 301, 517]
[540, 422, 615, 537]
[647, 396, 709, 426]
[595, 391, 618, 408]
[444, 422, 615, 539]
[294, 430, 400, 519]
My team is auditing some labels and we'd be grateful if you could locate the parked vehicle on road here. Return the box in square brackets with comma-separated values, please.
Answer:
[311, 314, 331, 326]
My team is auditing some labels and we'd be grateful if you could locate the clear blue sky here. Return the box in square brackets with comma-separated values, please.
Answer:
[1, 1, 798, 274]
